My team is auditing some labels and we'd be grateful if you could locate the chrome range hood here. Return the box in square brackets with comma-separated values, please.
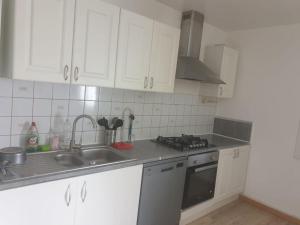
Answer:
[176, 11, 225, 84]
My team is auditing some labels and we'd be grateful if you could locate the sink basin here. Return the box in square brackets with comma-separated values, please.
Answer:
[55, 153, 84, 167]
[79, 149, 127, 165]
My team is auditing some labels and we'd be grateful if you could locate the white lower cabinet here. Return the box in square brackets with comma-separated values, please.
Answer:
[0, 177, 78, 225]
[0, 165, 143, 225]
[74, 165, 143, 225]
[214, 146, 250, 201]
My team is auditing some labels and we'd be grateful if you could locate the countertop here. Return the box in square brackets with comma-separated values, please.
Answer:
[0, 134, 249, 191]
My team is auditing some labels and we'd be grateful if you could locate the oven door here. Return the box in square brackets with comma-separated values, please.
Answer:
[182, 162, 218, 210]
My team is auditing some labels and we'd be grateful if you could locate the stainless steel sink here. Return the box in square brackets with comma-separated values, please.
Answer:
[79, 148, 128, 165]
[55, 153, 84, 167]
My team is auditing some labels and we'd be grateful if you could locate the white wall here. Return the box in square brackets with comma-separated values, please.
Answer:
[101, 0, 181, 27]
[217, 24, 300, 218]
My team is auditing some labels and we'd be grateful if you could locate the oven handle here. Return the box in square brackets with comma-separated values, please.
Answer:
[194, 164, 218, 173]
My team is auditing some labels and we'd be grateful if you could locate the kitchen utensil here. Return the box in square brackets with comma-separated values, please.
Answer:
[113, 119, 123, 130]
[98, 117, 109, 130]
[128, 114, 135, 142]
[0, 147, 27, 176]
[111, 117, 119, 129]
[104, 129, 117, 146]
[0, 147, 27, 166]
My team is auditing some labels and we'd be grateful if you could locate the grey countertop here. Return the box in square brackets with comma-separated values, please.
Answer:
[0, 134, 249, 191]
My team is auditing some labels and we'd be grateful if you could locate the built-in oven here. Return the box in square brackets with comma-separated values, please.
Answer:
[182, 151, 219, 210]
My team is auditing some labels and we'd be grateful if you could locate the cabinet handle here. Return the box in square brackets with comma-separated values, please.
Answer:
[74, 66, 79, 82]
[219, 86, 223, 96]
[150, 77, 154, 89]
[144, 77, 149, 89]
[65, 184, 72, 207]
[81, 181, 87, 203]
[63, 65, 69, 81]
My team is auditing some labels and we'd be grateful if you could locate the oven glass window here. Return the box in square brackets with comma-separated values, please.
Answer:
[182, 163, 217, 209]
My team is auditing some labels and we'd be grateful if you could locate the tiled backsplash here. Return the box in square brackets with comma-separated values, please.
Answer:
[0, 78, 217, 148]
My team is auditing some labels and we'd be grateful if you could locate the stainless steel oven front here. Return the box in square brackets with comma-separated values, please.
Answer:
[182, 151, 219, 210]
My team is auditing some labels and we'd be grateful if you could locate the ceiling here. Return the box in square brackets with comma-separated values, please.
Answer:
[158, 0, 300, 31]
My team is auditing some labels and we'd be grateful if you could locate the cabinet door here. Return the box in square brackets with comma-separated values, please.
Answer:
[218, 47, 239, 98]
[204, 45, 239, 98]
[72, 0, 120, 87]
[74, 165, 143, 225]
[231, 146, 250, 193]
[115, 10, 154, 91]
[12, 0, 75, 83]
[149, 22, 180, 93]
[214, 148, 235, 200]
[0, 178, 78, 225]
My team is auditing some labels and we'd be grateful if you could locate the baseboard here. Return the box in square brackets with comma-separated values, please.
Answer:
[180, 195, 239, 225]
[240, 195, 300, 225]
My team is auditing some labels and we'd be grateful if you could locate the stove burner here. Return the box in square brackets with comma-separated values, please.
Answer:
[156, 135, 212, 151]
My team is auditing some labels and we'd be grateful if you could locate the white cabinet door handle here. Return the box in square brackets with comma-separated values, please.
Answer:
[74, 67, 79, 82]
[65, 184, 72, 207]
[144, 77, 149, 89]
[150, 77, 154, 89]
[81, 181, 87, 203]
[219, 86, 223, 96]
[63, 65, 69, 81]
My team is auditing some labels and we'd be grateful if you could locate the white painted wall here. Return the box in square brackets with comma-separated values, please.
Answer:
[217, 24, 300, 218]
[101, 0, 181, 27]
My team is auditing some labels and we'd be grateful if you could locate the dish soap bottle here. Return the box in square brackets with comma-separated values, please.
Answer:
[26, 122, 40, 153]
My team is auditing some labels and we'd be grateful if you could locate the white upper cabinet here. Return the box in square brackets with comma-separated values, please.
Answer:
[204, 45, 239, 98]
[8, 0, 76, 83]
[0, 177, 78, 225]
[149, 22, 180, 93]
[115, 9, 154, 91]
[4, 0, 179, 92]
[72, 0, 120, 87]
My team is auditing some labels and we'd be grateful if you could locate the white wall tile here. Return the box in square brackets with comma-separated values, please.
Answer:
[70, 85, 85, 100]
[143, 104, 153, 115]
[52, 100, 69, 117]
[123, 90, 135, 103]
[153, 104, 162, 116]
[98, 102, 111, 116]
[34, 82, 53, 99]
[111, 102, 123, 116]
[33, 117, 51, 134]
[53, 83, 70, 99]
[84, 101, 98, 115]
[69, 100, 84, 116]
[13, 80, 34, 98]
[0, 117, 11, 136]
[0, 136, 11, 148]
[111, 89, 124, 102]
[12, 98, 33, 117]
[0, 98, 12, 116]
[33, 99, 52, 117]
[0, 79, 13, 97]
[11, 117, 31, 135]
[134, 91, 145, 103]
[85, 86, 99, 101]
[99, 88, 112, 102]
[134, 103, 144, 115]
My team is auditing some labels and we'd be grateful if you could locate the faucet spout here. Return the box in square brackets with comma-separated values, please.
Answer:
[69, 114, 97, 151]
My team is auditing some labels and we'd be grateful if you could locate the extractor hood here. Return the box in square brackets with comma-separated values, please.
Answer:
[176, 11, 225, 84]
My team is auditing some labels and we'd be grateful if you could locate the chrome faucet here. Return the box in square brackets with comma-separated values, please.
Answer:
[69, 114, 97, 151]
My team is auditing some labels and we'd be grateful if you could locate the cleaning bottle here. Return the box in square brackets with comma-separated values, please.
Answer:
[26, 122, 40, 153]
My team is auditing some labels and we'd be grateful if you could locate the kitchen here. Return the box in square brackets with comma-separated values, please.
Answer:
[0, 0, 299, 225]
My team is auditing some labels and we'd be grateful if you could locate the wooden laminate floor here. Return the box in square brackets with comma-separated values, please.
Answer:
[188, 201, 295, 225]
